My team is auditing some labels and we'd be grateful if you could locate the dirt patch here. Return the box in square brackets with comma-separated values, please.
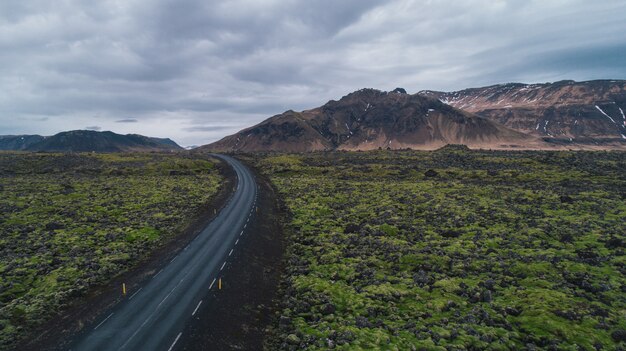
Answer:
[17, 155, 236, 351]
[177, 158, 286, 351]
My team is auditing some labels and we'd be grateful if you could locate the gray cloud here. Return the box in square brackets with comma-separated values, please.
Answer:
[183, 125, 234, 132]
[85, 126, 101, 131]
[1, 0, 625, 146]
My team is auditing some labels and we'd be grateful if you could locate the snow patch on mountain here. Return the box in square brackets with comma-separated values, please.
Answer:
[595, 105, 617, 124]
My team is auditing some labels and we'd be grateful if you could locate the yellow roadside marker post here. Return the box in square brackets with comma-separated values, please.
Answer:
[218, 278, 222, 290]
[122, 283, 126, 296]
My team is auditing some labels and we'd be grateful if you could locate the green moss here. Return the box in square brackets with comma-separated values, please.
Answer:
[0, 152, 224, 349]
[258, 150, 626, 350]
[125, 227, 161, 243]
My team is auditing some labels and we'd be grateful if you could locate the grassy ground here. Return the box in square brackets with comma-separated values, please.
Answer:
[256, 147, 626, 350]
[0, 152, 223, 349]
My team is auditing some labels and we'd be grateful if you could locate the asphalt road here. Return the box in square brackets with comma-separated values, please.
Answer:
[69, 154, 257, 351]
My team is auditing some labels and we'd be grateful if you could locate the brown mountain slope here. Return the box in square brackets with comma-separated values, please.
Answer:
[419, 80, 626, 145]
[203, 89, 543, 152]
[204, 110, 334, 152]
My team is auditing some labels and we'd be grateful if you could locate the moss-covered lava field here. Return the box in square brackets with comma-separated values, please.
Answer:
[1, 148, 624, 350]
[255, 147, 626, 350]
[0, 152, 223, 349]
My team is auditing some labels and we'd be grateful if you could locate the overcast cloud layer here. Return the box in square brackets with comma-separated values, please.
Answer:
[1, 0, 625, 146]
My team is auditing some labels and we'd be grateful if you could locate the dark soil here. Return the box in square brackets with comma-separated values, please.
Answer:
[17, 156, 236, 351]
[177, 158, 286, 351]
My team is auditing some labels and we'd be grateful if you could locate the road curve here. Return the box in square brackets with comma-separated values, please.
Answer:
[69, 154, 257, 351]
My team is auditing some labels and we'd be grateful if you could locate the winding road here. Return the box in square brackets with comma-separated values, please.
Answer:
[69, 154, 257, 351]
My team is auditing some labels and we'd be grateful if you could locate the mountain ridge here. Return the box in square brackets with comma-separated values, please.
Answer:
[419, 79, 626, 141]
[0, 130, 182, 152]
[201, 88, 544, 152]
[0, 135, 46, 151]
[202, 80, 626, 152]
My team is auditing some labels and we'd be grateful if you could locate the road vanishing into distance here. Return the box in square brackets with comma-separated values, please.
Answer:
[69, 154, 257, 351]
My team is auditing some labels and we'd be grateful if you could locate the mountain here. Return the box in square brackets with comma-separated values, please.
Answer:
[146, 136, 182, 150]
[419, 80, 626, 144]
[0, 135, 46, 150]
[1, 130, 183, 152]
[202, 88, 541, 152]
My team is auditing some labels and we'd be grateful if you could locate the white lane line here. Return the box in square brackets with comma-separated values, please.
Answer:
[157, 290, 175, 310]
[229, 249, 234, 256]
[240, 230, 244, 236]
[220, 261, 226, 271]
[235, 239, 239, 245]
[121, 271, 192, 348]
[209, 278, 216, 290]
[170, 256, 177, 263]
[167, 332, 182, 351]
[157, 278, 185, 309]
[244, 223, 247, 228]
[129, 288, 142, 300]
[192, 300, 203, 316]
[94, 313, 114, 330]
[154, 269, 163, 278]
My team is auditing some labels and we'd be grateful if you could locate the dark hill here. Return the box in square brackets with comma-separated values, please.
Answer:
[0, 135, 46, 150]
[21, 130, 182, 152]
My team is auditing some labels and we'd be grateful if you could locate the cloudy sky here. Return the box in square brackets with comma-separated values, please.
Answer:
[1, 0, 625, 146]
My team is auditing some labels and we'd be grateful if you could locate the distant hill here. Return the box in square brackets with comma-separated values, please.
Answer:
[201, 88, 541, 152]
[0, 135, 46, 150]
[419, 79, 626, 145]
[1, 130, 183, 152]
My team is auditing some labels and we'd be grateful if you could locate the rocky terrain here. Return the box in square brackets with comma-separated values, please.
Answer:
[0, 130, 182, 152]
[256, 148, 626, 350]
[420, 80, 626, 145]
[202, 89, 542, 152]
